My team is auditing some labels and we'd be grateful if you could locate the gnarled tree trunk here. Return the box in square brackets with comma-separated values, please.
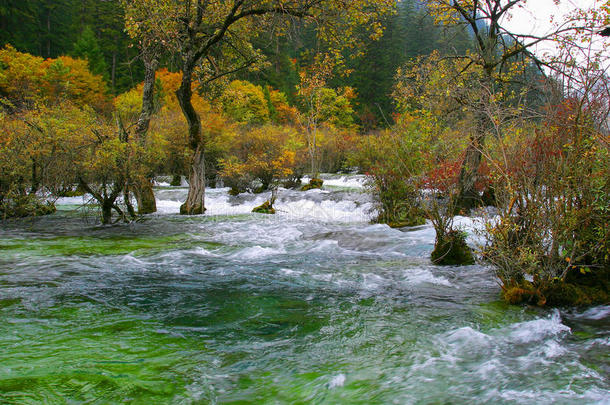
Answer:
[176, 61, 206, 215]
[180, 144, 206, 215]
[135, 182, 157, 214]
[133, 54, 159, 215]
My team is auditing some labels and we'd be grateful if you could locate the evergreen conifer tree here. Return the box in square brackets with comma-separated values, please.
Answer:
[72, 26, 107, 79]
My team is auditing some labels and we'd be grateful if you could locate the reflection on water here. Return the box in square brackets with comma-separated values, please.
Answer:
[1, 177, 608, 404]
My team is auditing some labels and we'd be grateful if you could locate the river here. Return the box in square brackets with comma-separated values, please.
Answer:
[1, 175, 608, 404]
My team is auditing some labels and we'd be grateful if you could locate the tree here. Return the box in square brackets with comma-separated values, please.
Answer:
[296, 54, 357, 178]
[72, 26, 108, 78]
[123, 0, 394, 215]
[0, 46, 109, 111]
[427, 0, 604, 211]
[220, 80, 270, 124]
[480, 25, 610, 306]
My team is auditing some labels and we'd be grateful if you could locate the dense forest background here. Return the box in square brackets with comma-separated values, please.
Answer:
[0, 0, 470, 127]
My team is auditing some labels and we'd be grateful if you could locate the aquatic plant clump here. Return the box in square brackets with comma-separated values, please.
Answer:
[252, 200, 276, 214]
[301, 178, 324, 191]
[0, 194, 56, 219]
[431, 229, 475, 266]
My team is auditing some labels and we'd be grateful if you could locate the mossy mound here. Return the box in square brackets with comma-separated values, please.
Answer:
[252, 200, 275, 214]
[1, 195, 56, 219]
[502, 284, 546, 306]
[387, 216, 426, 228]
[228, 188, 241, 196]
[179, 203, 206, 215]
[283, 178, 302, 189]
[301, 178, 323, 191]
[543, 278, 609, 307]
[170, 175, 182, 187]
[501, 266, 609, 307]
[431, 230, 475, 266]
[502, 281, 609, 307]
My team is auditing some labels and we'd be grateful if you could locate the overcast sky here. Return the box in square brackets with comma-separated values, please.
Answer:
[502, 0, 607, 59]
[504, 0, 601, 36]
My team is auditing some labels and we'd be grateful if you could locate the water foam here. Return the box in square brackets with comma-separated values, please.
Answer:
[329, 374, 346, 389]
[403, 268, 452, 287]
[508, 310, 571, 344]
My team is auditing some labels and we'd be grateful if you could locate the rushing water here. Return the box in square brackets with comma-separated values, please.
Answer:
[1, 175, 608, 404]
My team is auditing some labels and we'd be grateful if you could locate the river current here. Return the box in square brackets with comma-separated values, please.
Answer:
[1, 175, 608, 404]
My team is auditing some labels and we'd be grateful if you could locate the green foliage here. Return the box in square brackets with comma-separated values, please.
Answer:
[0, 192, 56, 220]
[1, 0, 140, 94]
[351, 116, 434, 227]
[72, 26, 108, 78]
[299, 87, 356, 130]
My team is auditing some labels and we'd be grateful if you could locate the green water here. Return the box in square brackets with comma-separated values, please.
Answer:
[0, 187, 608, 404]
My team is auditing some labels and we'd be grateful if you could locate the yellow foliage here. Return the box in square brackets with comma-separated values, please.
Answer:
[0, 46, 108, 110]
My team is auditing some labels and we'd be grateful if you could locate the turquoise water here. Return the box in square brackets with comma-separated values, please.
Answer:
[1, 180, 608, 404]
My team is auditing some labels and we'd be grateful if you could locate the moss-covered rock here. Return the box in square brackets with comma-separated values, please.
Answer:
[431, 230, 475, 266]
[228, 188, 241, 196]
[252, 200, 275, 214]
[301, 178, 323, 191]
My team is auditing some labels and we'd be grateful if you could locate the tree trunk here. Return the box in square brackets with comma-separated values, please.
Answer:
[101, 201, 113, 225]
[176, 61, 206, 215]
[111, 49, 117, 94]
[455, 134, 484, 212]
[454, 83, 492, 213]
[124, 188, 136, 219]
[132, 53, 159, 214]
[135, 55, 158, 139]
[30, 161, 40, 194]
[180, 144, 206, 214]
[46, 8, 51, 58]
[135, 180, 157, 214]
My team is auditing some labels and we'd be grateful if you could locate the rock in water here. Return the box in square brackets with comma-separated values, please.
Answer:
[252, 200, 276, 214]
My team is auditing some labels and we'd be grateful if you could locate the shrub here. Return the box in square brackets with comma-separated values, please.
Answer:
[482, 97, 609, 306]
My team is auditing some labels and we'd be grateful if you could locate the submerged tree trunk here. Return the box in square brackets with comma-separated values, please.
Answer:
[135, 182, 156, 214]
[180, 144, 206, 215]
[101, 201, 113, 225]
[176, 62, 205, 215]
[79, 179, 124, 225]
